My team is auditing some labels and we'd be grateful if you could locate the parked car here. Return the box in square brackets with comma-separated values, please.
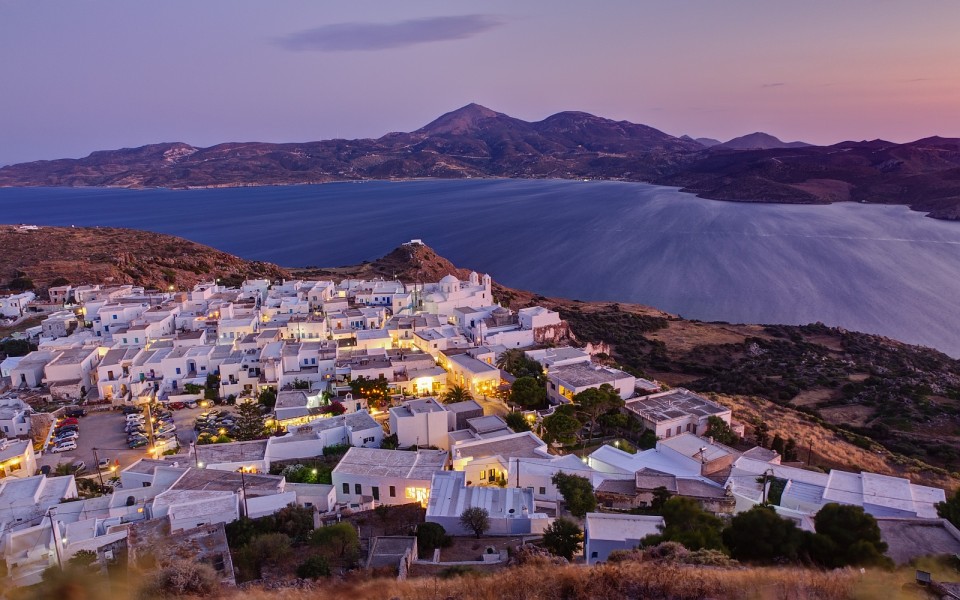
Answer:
[126, 414, 145, 422]
[121, 406, 140, 415]
[59, 417, 79, 426]
[52, 442, 77, 453]
[128, 439, 148, 449]
[186, 401, 198, 409]
[55, 432, 79, 442]
[55, 426, 79, 436]
[168, 402, 186, 410]
[98, 458, 111, 469]
[70, 461, 86, 474]
[65, 407, 86, 418]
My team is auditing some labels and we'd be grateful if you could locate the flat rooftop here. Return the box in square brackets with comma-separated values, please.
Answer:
[332, 448, 446, 480]
[447, 353, 499, 374]
[171, 467, 282, 497]
[192, 440, 269, 464]
[550, 362, 629, 387]
[625, 388, 728, 423]
[585, 513, 664, 542]
[454, 432, 547, 461]
[427, 471, 534, 518]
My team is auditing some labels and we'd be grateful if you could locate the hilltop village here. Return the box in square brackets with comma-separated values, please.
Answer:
[0, 239, 955, 593]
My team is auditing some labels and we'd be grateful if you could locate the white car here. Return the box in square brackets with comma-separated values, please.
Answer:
[126, 414, 145, 422]
[55, 432, 79, 442]
[52, 442, 77, 453]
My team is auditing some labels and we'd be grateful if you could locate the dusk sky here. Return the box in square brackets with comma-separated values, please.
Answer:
[2, 0, 959, 166]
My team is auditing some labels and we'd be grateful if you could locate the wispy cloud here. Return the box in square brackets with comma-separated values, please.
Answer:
[761, 82, 786, 88]
[276, 15, 504, 52]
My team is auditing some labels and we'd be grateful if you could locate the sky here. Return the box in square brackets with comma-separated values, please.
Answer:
[2, 0, 959, 166]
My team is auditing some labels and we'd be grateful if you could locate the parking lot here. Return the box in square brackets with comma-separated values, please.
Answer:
[40, 405, 216, 477]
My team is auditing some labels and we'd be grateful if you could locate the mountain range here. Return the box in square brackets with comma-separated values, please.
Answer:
[1, 103, 959, 220]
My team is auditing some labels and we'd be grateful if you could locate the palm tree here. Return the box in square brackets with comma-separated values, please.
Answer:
[441, 385, 473, 404]
[495, 349, 525, 372]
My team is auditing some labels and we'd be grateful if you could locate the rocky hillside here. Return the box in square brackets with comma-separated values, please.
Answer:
[0, 225, 290, 292]
[3, 104, 960, 219]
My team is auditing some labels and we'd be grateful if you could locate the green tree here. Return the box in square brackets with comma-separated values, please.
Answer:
[459, 507, 490, 538]
[380, 433, 399, 449]
[937, 489, 960, 528]
[542, 412, 581, 445]
[233, 401, 267, 441]
[233, 533, 293, 580]
[349, 375, 391, 408]
[573, 384, 624, 441]
[67, 549, 98, 569]
[204, 373, 220, 402]
[770, 434, 785, 456]
[296, 555, 330, 579]
[783, 437, 798, 462]
[807, 503, 891, 568]
[754, 420, 770, 448]
[258, 388, 277, 409]
[651, 486, 673, 512]
[441, 384, 473, 404]
[551, 472, 597, 518]
[641, 497, 726, 551]
[541, 517, 583, 560]
[291, 379, 310, 390]
[704, 416, 738, 446]
[496, 349, 545, 384]
[417, 522, 452, 557]
[509, 376, 547, 408]
[310, 523, 360, 560]
[723, 505, 803, 563]
[8, 277, 34, 291]
[0, 339, 33, 357]
[504, 411, 532, 433]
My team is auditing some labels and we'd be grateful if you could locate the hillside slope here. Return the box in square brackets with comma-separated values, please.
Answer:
[0, 225, 290, 292]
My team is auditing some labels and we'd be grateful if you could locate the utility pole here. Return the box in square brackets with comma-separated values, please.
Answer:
[48, 509, 63, 570]
[92, 447, 104, 487]
[515, 457, 520, 488]
[238, 467, 249, 517]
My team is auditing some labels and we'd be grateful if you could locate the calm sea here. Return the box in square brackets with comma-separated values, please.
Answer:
[2, 180, 959, 357]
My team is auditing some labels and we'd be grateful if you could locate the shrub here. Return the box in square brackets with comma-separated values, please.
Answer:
[296, 555, 330, 579]
[459, 507, 490, 538]
[417, 522, 452, 557]
[138, 560, 219, 598]
[541, 517, 583, 560]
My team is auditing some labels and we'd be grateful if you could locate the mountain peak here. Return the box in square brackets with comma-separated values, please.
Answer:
[416, 103, 504, 135]
[717, 132, 812, 150]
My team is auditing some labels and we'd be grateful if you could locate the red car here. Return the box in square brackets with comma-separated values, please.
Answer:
[59, 417, 79, 426]
[168, 402, 186, 410]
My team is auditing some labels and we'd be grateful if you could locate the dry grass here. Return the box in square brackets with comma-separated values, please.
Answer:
[233, 563, 857, 600]
[714, 394, 957, 490]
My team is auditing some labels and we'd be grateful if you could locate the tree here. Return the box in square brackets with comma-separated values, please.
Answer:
[770, 434, 785, 456]
[496, 349, 545, 384]
[291, 379, 310, 390]
[704, 416, 738, 446]
[296, 555, 330, 579]
[139, 560, 219, 598]
[204, 373, 220, 403]
[541, 517, 583, 560]
[48, 276, 70, 288]
[504, 411, 532, 433]
[310, 522, 360, 560]
[509, 376, 547, 408]
[8, 277, 34, 291]
[0, 339, 33, 357]
[321, 401, 346, 416]
[349, 375, 391, 408]
[67, 549, 98, 569]
[754, 420, 770, 448]
[723, 506, 803, 563]
[258, 388, 277, 409]
[573, 384, 624, 441]
[783, 437, 798, 462]
[417, 522, 452, 557]
[551, 472, 597, 518]
[459, 507, 490, 538]
[651, 486, 673, 512]
[442, 384, 473, 404]
[808, 503, 891, 568]
[937, 489, 960, 528]
[641, 497, 726, 551]
[233, 401, 267, 441]
[380, 433, 399, 449]
[542, 412, 581, 445]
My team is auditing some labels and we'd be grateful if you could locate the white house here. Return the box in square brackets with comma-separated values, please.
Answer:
[546, 362, 636, 404]
[624, 388, 733, 439]
[331, 447, 447, 507]
[0, 438, 36, 479]
[9, 351, 56, 388]
[443, 352, 500, 398]
[426, 471, 549, 536]
[583, 513, 664, 564]
[389, 398, 451, 450]
[0, 398, 33, 438]
[0, 292, 36, 318]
